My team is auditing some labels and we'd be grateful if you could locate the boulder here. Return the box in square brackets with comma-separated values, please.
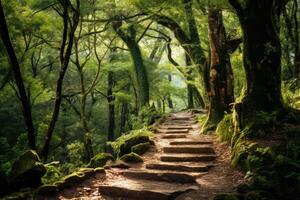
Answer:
[131, 142, 151, 155]
[9, 150, 46, 191]
[88, 153, 114, 168]
[120, 152, 143, 163]
[119, 135, 149, 156]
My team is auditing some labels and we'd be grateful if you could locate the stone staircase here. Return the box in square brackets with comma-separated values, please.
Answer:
[98, 111, 216, 200]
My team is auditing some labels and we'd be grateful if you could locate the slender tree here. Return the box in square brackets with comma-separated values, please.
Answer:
[41, 0, 80, 162]
[0, 0, 36, 150]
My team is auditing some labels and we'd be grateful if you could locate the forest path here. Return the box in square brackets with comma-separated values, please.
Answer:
[57, 111, 244, 200]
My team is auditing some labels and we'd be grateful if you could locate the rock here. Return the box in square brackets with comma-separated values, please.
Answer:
[8, 150, 46, 191]
[0, 171, 9, 197]
[213, 193, 242, 200]
[120, 152, 143, 163]
[36, 184, 59, 196]
[131, 142, 151, 155]
[94, 167, 105, 173]
[119, 135, 150, 156]
[56, 172, 86, 189]
[88, 153, 114, 168]
[78, 168, 96, 177]
[104, 160, 131, 169]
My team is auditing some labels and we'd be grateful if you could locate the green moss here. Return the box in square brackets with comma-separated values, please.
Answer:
[88, 153, 114, 168]
[9, 150, 46, 190]
[109, 128, 153, 157]
[216, 114, 234, 142]
[120, 152, 143, 163]
[231, 141, 259, 171]
[131, 142, 150, 155]
[57, 172, 86, 188]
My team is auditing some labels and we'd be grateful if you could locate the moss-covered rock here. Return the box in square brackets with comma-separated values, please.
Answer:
[57, 172, 86, 189]
[216, 114, 234, 142]
[8, 150, 46, 191]
[120, 152, 143, 163]
[213, 193, 242, 200]
[119, 135, 150, 157]
[131, 142, 150, 155]
[88, 153, 114, 168]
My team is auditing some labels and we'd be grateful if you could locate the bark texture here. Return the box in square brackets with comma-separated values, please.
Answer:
[202, 8, 234, 132]
[229, 0, 287, 133]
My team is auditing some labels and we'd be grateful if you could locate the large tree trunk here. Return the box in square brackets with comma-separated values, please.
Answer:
[229, 0, 286, 134]
[41, 1, 80, 162]
[202, 8, 234, 133]
[0, 1, 36, 150]
[113, 22, 150, 108]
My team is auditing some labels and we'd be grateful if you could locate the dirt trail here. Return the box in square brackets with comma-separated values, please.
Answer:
[56, 111, 244, 200]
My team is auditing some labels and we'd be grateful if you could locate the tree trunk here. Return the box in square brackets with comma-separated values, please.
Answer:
[202, 8, 234, 133]
[120, 85, 130, 134]
[0, 1, 36, 150]
[107, 71, 115, 143]
[113, 23, 150, 108]
[229, 0, 286, 134]
[167, 75, 174, 109]
[41, 1, 80, 162]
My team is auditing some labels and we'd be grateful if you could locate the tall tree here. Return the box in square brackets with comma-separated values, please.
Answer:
[41, 0, 80, 162]
[0, 0, 36, 150]
[112, 19, 150, 108]
[229, 0, 287, 133]
[202, 8, 234, 132]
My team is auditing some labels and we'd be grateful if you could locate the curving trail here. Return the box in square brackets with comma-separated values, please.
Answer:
[56, 111, 244, 200]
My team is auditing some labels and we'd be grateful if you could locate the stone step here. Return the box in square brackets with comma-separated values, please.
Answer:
[99, 178, 199, 200]
[157, 129, 189, 134]
[163, 126, 193, 130]
[160, 154, 216, 162]
[146, 163, 210, 173]
[169, 141, 213, 145]
[163, 146, 215, 154]
[121, 170, 196, 183]
[161, 134, 187, 139]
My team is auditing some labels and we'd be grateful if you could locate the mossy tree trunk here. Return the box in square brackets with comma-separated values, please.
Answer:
[229, 0, 287, 134]
[113, 21, 150, 108]
[202, 8, 234, 133]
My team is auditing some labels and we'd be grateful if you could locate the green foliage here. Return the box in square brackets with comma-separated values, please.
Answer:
[216, 114, 234, 142]
[42, 162, 62, 185]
